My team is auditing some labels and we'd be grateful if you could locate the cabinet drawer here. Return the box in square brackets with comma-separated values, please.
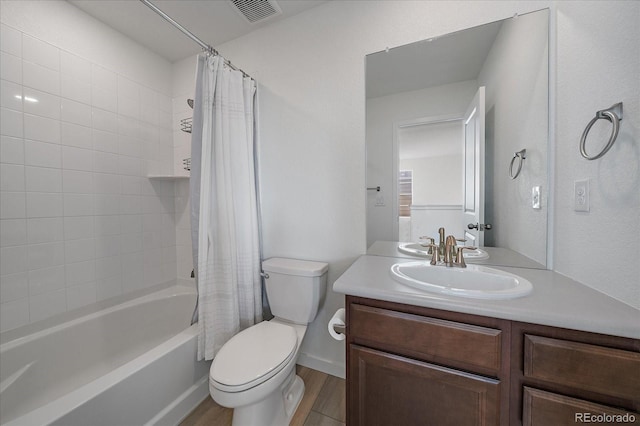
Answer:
[523, 387, 639, 426]
[350, 304, 502, 373]
[524, 335, 640, 401]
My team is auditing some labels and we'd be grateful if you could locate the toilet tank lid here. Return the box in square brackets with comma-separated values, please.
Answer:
[262, 258, 328, 277]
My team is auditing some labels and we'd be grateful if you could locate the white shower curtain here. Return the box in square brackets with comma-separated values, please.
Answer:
[190, 54, 262, 361]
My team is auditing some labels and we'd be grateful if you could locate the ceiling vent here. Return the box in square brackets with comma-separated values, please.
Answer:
[230, 0, 282, 24]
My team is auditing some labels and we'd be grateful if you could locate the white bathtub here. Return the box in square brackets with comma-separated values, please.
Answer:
[0, 285, 211, 426]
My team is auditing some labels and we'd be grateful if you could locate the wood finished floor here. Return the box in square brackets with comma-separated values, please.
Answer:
[180, 365, 345, 426]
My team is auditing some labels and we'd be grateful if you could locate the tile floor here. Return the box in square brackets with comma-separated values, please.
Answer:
[180, 365, 345, 426]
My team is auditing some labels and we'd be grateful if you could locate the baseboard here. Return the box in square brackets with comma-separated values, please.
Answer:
[297, 352, 345, 379]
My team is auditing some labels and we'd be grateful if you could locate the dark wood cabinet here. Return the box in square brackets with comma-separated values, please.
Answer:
[346, 295, 640, 426]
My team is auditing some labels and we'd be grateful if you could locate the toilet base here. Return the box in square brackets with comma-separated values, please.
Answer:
[231, 371, 305, 426]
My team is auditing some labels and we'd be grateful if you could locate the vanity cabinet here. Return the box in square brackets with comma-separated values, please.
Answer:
[346, 296, 511, 426]
[345, 296, 640, 426]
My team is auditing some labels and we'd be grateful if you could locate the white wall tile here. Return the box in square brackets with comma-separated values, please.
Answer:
[64, 216, 94, 240]
[0, 192, 26, 219]
[91, 86, 117, 112]
[120, 195, 141, 214]
[118, 135, 142, 158]
[94, 215, 120, 237]
[91, 65, 117, 91]
[1, 135, 24, 164]
[23, 61, 60, 95]
[96, 275, 122, 301]
[22, 88, 60, 120]
[61, 75, 91, 105]
[118, 156, 142, 176]
[0, 25, 22, 57]
[120, 175, 141, 195]
[26, 192, 63, 218]
[95, 255, 120, 280]
[0, 218, 26, 247]
[22, 35, 59, 71]
[94, 235, 120, 258]
[65, 238, 94, 263]
[0, 272, 28, 303]
[0, 298, 29, 332]
[63, 193, 94, 216]
[24, 114, 61, 144]
[28, 265, 65, 295]
[118, 116, 139, 138]
[61, 99, 92, 126]
[0, 245, 27, 275]
[24, 140, 61, 168]
[27, 241, 64, 270]
[120, 232, 142, 254]
[94, 194, 120, 215]
[66, 282, 96, 310]
[29, 288, 66, 322]
[27, 217, 63, 244]
[0, 52, 22, 84]
[120, 214, 142, 234]
[117, 96, 139, 119]
[62, 169, 93, 193]
[1, 79, 23, 111]
[1, 107, 23, 138]
[62, 146, 93, 171]
[93, 151, 118, 174]
[92, 108, 117, 133]
[25, 166, 62, 192]
[60, 51, 91, 84]
[93, 173, 120, 194]
[66, 260, 95, 286]
[0, 163, 25, 191]
[61, 122, 92, 149]
[92, 129, 118, 153]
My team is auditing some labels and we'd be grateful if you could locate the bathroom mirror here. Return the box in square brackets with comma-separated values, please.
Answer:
[366, 9, 549, 269]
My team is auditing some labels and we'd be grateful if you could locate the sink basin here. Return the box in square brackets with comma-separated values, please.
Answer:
[390, 261, 532, 299]
[398, 243, 489, 261]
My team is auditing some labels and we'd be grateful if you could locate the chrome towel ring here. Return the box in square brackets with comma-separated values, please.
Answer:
[509, 149, 526, 180]
[580, 102, 623, 160]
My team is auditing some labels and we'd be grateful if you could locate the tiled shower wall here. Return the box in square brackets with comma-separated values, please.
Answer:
[0, 23, 177, 332]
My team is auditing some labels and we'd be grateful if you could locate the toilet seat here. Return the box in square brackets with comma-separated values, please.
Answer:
[210, 321, 298, 393]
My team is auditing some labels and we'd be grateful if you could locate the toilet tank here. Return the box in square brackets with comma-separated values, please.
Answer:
[262, 258, 328, 325]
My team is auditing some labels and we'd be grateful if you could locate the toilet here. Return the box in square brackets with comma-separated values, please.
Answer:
[209, 257, 328, 426]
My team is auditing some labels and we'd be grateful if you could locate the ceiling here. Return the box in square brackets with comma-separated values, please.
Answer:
[366, 19, 502, 99]
[69, 0, 327, 62]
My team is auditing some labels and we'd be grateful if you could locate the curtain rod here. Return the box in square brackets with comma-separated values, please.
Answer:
[139, 0, 251, 79]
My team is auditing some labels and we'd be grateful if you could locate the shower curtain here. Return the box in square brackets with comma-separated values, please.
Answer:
[190, 54, 262, 361]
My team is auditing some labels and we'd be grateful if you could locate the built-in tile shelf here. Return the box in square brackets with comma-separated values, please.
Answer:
[147, 175, 190, 180]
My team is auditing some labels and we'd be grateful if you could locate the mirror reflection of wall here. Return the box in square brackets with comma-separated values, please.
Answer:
[366, 9, 549, 268]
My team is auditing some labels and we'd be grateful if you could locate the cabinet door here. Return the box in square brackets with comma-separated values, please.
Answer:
[349, 345, 500, 426]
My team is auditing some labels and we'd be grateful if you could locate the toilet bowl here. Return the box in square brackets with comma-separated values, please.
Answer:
[209, 258, 328, 426]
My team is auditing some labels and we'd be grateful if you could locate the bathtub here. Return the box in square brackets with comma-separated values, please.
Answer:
[0, 285, 211, 426]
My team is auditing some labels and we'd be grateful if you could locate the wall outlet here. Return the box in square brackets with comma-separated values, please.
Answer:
[375, 194, 385, 206]
[532, 186, 541, 209]
[574, 179, 590, 212]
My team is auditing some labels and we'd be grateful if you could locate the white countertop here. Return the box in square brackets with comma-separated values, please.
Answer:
[333, 255, 640, 339]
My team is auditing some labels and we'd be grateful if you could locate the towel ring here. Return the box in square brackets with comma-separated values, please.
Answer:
[580, 103, 623, 160]
[509, 149, 526, 180]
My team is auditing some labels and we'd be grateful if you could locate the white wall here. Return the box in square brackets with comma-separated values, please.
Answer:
[0, 1, 177, 332]
[401, 155, 462, 205]
[554, 2, 640, 308]
[478, 10, 548, 264]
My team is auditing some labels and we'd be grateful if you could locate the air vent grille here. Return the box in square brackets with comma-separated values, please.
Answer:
[230, 0, 282, 24]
